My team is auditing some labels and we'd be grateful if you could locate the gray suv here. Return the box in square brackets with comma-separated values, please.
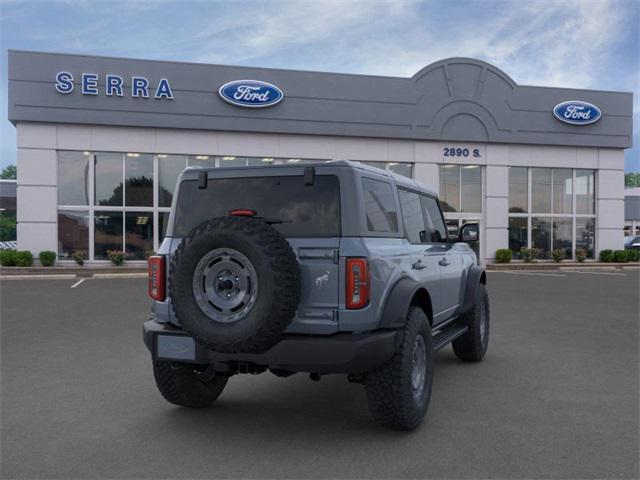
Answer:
[144, 161, 489, 430]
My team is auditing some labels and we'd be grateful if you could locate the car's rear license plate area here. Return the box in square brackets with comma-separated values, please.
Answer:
[156, 334, 196, 361]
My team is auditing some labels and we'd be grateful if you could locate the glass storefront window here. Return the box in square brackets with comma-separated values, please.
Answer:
[159, 211, 171, 243]
[508, 167, 528, 213]
[460, 165, 481, 212]
[508, 217, 527, 258]
[531, 168, 551, 213]
[125, 153, 153, 207]
[552, 169, 572, 214]
[188, 155, 215, 168]
[58, 151, 90, 205]
[94, 211, 123, 259]
[57, 210, 89, 259]
[552, 217, 572, 258]
[576, 218, 595, 258]
[158, 155, 187, 207]
[219, 156, 246, 167]
[439, 165, 460, 212]
[531, 217, 551, 258]
[576, 170, 595, 214]
[125, 212, 153, 260]
[95, 153, 123, 206]
[388, 162, 412, 178]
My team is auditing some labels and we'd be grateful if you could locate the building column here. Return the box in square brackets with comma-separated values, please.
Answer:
[16, 123, 58, 258]
[484, 165, 509, 262]
[596, 149, 624, 253]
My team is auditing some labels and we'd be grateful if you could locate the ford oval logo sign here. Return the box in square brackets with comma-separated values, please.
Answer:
[553, 100, 601, 125]
[218, 80, 283, 108]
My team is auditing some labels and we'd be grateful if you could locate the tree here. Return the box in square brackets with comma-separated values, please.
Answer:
[1, 165, 16, 179]
[625, 173, 640, 188]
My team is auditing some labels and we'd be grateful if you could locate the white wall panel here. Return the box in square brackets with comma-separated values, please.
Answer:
[596, 199, 624, 229]
[56, 125, 91, 150]
[91, 126, 156, 152]
[597, 169, 625, 199]
[387, 140, 414, 162]
[335, 137, 388, 161]
[16, 185, 57, 222]
[156, 129, 218, 155]
[17, 222, 57, 254]
[278, 134, 336, 159]
[484, 227, 508, 261]
[17, 149, 56, 186]
[16, 123, 56, 149]
[218, 132, 279, 157]
[485, 165, 509, 198]
[598, 148, 625, 170]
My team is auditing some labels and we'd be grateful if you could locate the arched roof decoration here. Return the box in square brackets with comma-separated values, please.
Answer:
[412, 57, 517, 89]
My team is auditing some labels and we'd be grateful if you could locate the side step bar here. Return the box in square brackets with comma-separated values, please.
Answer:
[432, 321, 468, 351]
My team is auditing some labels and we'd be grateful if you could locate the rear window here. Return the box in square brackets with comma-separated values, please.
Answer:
[173, 175, 341, 237]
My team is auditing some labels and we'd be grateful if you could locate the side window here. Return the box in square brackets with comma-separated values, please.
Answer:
[361, 177, 398, 233]
[421, 195, 447, 242]
[398, 189, 427, 243]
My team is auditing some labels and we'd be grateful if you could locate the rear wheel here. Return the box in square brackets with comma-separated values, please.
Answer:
[452, 283, 489, 362]
[364, 306, 433, 430]
[153, 361, 228, 408]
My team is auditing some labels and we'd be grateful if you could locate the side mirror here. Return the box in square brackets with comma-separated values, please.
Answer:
[459, 223, 479, 243]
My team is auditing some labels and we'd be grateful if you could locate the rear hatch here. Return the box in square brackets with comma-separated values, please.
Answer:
[170, 170, 342, 335]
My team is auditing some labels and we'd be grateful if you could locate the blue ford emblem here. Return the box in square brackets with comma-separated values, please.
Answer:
[218, 80, 284, 108]
[553, 100, 601, 125]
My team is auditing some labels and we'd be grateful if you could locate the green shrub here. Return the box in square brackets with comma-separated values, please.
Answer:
[73, 250, 87, 266]
[599, 249, 614, 262]
[575, 249, 587, 263]
[39, 250, 56, 267]
[495, 249, 512, 263]
[107, 250, 127, 266]
[0, 249, 18, 266]
[520, 248, 533, 263]
[15, 250, 34, 267]
[72, 250, 86, 266]
[551, 249, 565, 263]
[626, 249, 639, 262]
[144, 249, 156, 259]
[613, 250, 628, 263]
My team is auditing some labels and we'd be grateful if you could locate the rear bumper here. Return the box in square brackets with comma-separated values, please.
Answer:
[143, 319, 396, 374]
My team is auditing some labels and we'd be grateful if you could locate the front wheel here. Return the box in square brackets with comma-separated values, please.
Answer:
[452, 283, 489, 362]
[364, 306, 433, 430]
[153, 361, 228, 408]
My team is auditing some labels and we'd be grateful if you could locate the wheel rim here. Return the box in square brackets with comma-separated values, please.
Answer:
[192, 248, 259, 323]
[411, 335, 427, 401]
[479, 300, 487, 345]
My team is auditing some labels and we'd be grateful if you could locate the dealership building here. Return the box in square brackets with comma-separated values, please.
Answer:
[7, 50, 633, 264]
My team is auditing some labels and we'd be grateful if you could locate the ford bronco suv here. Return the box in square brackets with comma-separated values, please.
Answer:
[143, 160, 489, 430]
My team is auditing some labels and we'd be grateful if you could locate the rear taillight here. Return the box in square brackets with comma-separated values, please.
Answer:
[148, 255, 165, 301]
[346, 258, 369, 309]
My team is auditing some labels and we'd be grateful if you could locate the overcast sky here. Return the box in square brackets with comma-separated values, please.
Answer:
[1, 0, 638, 171]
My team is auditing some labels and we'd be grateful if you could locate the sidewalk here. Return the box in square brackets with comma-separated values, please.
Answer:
[487, 262, 639, 271]
[0, 264, 147, 278]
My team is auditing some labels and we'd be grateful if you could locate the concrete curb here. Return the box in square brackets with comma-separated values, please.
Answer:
[487, 262, 639, 271]
[0, 272, 148, 280]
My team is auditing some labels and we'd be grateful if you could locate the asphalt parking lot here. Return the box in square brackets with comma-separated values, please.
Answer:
[1, 270, 638, 479]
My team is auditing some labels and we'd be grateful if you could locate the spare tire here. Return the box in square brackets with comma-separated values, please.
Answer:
[169, 216, 301, 353]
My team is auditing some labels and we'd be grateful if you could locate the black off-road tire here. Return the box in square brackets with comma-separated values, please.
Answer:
[153, 361, 228, 408]
[452, 283, 489, 362]
[364, 306, 433, 431]
[170, 216, 301, 354]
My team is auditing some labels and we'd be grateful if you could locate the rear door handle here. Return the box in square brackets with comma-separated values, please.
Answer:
[412, 260, 427, 270]
[439, 257, 450, 267]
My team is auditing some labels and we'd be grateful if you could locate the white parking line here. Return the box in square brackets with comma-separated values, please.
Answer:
[491, 271, 567, 277]
[70, 278, 86, 288]
[567, 270, 626, 276]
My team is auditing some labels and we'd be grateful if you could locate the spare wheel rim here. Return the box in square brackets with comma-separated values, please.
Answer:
[192, 247, 259, 323]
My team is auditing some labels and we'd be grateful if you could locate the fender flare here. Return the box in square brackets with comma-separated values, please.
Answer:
[459, 265, 486, 314]
[379, 278, 432, 329]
